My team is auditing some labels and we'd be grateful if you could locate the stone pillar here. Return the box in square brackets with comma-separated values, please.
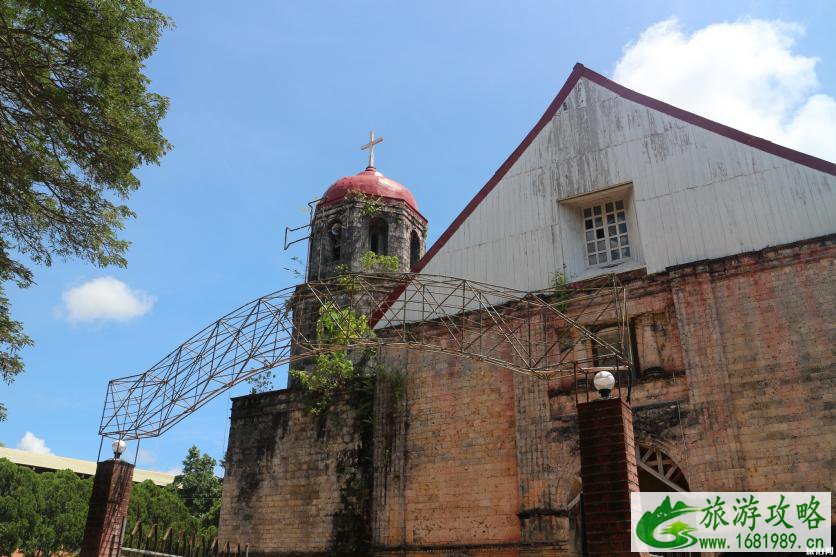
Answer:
[577, 397, 639, 557]
[80, 459, 135, 557]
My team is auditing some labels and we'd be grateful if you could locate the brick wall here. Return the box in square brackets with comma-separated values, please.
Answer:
[373, 347, 524, 553]
[220, 236, 834, 554]
[80, 459, 134, 557]
[670, 238, 835, 496]
[576, 397, 639, 557]
[547, 237, 835, 552]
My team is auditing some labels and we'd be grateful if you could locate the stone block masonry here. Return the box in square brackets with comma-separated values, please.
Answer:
[219, 235, 834, 555]
[372, 348, 527, 552]
[218, 389, 366, 555]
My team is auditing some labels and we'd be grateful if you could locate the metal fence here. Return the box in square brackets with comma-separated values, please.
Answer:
[122, 521, 247, 557]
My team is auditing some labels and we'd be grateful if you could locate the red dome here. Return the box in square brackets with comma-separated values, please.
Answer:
[320, 167, 424, 220]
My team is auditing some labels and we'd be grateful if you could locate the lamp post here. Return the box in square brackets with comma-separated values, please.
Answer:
[79, 440, 135, 557]
[576, 367, 639, 556]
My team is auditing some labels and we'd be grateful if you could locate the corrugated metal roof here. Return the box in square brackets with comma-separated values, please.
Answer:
[0, 447, 175, 486]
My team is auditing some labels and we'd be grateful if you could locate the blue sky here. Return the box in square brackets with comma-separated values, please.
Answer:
[2, 0, 834, 474]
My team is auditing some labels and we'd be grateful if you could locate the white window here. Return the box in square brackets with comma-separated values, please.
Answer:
[583, 199, 630, 266]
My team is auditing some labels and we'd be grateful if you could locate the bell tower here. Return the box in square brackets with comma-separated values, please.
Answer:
[307, 132, 428, 280]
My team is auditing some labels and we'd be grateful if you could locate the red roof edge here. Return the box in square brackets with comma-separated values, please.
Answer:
[580, 66, 836, 176]
[369, 62, 836, 327]
[369, 64, 587, 327]
[411, 63, 584, 275]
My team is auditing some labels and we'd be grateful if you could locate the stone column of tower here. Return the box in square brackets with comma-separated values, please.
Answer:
[288, 163, 428, 385]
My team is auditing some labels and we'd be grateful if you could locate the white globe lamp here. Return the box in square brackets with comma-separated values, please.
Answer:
[593, 370, 616, 399]
[112, 439, 127, 460]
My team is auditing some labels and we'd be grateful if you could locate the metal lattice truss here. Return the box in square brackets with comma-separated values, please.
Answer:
[100, 273, 629, 440]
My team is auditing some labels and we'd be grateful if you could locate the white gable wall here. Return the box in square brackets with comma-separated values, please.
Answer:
[421, 77, 836, 290]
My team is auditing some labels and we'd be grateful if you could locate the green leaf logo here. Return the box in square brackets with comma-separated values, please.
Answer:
[636, 496, 700, 549]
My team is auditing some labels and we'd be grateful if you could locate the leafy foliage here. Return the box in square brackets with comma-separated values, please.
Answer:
[290, 302, 375, 415]
[129, 480, 197, 534]
[314, 301, 372, 345]
[173, 446, 223, 520]
[359, 251, 399, 273]
[0, 458, 92, 555]
[129, 445, 220, 539]
[550, 271, 571, 313]
[347, 191, 382, 217]
[282, 255, 305, 280]
[245, 368, 275, 394]
[0, 442, 222, 554]
[0, 0, 172, 418]
[334, 263, 361, 292]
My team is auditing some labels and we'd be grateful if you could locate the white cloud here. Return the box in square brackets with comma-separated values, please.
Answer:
[61, 276, 156, 324]
[613, 18, 836, 162]
[17, 431, 52, 455]
[165, 466, 182, 476]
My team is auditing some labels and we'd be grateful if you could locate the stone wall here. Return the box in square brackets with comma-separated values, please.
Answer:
[218, 389, 368, 555]
[547, 235, 835, 554]
[373, 347, 528, 555]
[220, 235, 834, 555]
[307, 197, 427, 281]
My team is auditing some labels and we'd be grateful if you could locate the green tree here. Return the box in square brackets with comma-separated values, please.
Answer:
[128, 480, 197, 534]
[174, 446, 222, 519]
[34, 469, 91, 554]
[0, 459, 92, 555]
[0, 0, 172, 419]
[0, 459, 41, 555]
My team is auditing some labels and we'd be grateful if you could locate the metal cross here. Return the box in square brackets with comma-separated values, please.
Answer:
[361, 130, 383, 168]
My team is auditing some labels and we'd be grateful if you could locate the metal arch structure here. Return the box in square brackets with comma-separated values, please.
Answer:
[99, 273, 630, 441]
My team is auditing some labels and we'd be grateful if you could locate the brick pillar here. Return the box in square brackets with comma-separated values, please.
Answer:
[577, 397, 639, 557]
[80, 459, 135, 557]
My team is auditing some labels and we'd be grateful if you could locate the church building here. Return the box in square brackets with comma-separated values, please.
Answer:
[217, 63, 835, 556]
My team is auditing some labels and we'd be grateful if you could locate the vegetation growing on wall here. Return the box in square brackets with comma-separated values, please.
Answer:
[290, 302, 374, 415]
[289, 298, 407, 555]
[359, 251, 400, 273]
[347, 191, 383, 218]
[550, 271, 571, 313]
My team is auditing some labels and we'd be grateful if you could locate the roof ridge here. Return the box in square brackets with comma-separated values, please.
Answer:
[411, 62, 835, 275]
[369, 63, 835, 326]
[576, 63, 836, 176]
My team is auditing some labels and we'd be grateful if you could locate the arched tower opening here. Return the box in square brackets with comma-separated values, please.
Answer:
[369, 217, 389, 255]
[328, 220, 342, 262]
[410, 230, 421, 267]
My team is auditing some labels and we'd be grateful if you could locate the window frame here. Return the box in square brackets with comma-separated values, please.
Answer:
[582, 198, 632, 269]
